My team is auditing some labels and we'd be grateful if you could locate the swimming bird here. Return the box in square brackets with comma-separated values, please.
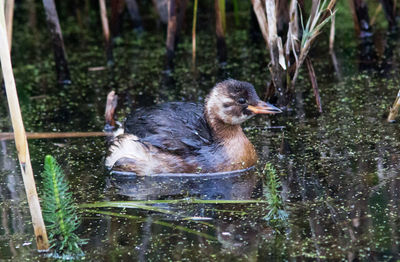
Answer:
[106, 79, 281, 175]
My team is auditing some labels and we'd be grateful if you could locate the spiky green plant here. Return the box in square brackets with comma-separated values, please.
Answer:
[262, 163, 288, 225]
[40, 155, 85, 257]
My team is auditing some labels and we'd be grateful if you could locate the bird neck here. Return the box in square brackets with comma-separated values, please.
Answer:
[206, 115, 258, 170]
[210, 118, 244, 141]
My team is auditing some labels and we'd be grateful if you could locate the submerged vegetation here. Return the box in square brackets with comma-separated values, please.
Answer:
[40, 155, 85, 257]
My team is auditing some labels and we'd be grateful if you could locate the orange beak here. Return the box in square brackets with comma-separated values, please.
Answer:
[247, 101, 282, 114]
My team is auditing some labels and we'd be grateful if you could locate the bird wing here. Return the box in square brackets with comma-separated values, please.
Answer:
[124, 102, 213, 155]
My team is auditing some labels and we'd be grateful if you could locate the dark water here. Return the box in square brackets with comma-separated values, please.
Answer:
[1, 1, 400, 261]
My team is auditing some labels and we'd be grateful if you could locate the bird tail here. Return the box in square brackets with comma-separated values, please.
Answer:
[105, 134, 159, 175]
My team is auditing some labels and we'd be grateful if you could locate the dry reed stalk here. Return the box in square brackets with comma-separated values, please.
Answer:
[0, 1, 49, 250]
[215, 0, 227, 61]
[0, 132, 110, 141]
[388, 90, 400, 122]
[99, 0, 113, 62]
[330, 50, 342, 80]
[265, 0, 278, 65]
[348, 0, 360, 35]
[42, 0, 71, 84]
[306, 57, 322, 113]
[251, 0, 269, 47]
[5, 0, 14, 50]
[166, 0, 177, 66]
[99, 0, 110, 43]
[265, 0, 287, 105]
[329, 12, 335, 51]
[285, 0, 299, 65]
[192, 0, 198, 64]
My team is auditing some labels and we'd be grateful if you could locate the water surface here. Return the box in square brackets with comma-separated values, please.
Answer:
[1, 1, 400, 261]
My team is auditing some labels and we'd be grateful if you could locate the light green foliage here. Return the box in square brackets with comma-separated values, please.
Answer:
[262, 163, 288, 225]
[300, 0, 335, 49]
[40, 155, 85, 257]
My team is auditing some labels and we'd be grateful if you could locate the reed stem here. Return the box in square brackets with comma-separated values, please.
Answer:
[99, 0, 110, 45]
[42, 0, 71, 84]
[306, 57, 322, 113]
[5, 0, 14, 50]
[215, 0, 227, 61]
[166, 0, 178, 67]
[0, 1, 49, 251]
[192, 0, 198, 64]
[99, 0, 113, 62]
[329, 13, 335, 51]
[251, 0, 269, 47]
[0, 132, 109, 141]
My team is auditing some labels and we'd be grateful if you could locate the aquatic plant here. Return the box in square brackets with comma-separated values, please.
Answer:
[252, 0, 336, 109]
[40, 155, 85, 257]
[262, 163, 288, 225]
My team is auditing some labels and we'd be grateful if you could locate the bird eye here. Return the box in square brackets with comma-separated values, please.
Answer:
[238, 98, 247, 104]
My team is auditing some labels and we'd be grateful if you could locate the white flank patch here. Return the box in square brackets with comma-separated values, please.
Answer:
[105, 134, 165, 175]
[105, 134, 149, 168]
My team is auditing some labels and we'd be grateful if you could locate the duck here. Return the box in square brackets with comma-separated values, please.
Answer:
[105, 79, 281, 175]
